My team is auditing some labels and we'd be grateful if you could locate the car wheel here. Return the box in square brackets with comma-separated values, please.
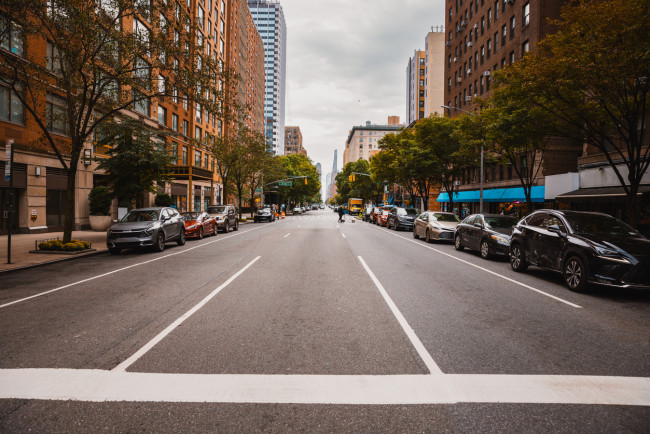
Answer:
[480, 239, 491, 259]
[198, 227, 203, 240]
[394, 221, 399, 231]
[425, 229, 432, 243]
[109, 248, 121, 255]
[564, 256, 589, 292]
[413, 227, 419, 239]
[224, 222, 230, 233]
[510, 243, 528, 272]
[176, 229, 186, 246]
[154, 233, 165, 252]
[233, 220, 239, 231]
[454, 234, 464, 251]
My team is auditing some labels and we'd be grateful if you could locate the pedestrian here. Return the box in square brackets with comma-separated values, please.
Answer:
[337, 206, 345, 223]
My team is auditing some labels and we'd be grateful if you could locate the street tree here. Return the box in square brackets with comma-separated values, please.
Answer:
[372, 130, 419, 206]
[495, 0, 650, 227]
[95, 118, 173, 208]
[335, 160, 381, 205]
[276, 154, 320, 207]
[0, 0, 227, 242]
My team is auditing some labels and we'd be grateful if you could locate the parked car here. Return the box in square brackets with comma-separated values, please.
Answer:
[206, 204, 239, 232]
[377, 209, 390, 227]
[107, 207, 186, 254]
[387, 207, 418, 231]
[509, 210, 650, 292]
[362, 206, 373, 222]
[371, 207, 384, 224]
[181, 211, 217, 239]
[454, 214, 518, 259]
[254, 207, 276, 222]
[413, 211, 460, 242]
[292, 206, 302, 214]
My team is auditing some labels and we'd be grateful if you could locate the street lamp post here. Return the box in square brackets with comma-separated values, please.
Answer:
[441, 105, 483, 214]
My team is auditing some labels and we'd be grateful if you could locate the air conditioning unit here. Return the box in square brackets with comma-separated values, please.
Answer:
[457, 26, 462, 32]
[467, 41, 473, 47]
[453, 180, 461, 186]
[453, 57, 458, 62]
[465, 95, 473, 101]
[446, 40, 452, 47]
[474, 93, 478, 97]
[461, 20, 467, 27]
[483, 70, 491, 76]
[467, 68, 472, 74]
[473, 23, 478, 30]
[457, 77, 462, 83]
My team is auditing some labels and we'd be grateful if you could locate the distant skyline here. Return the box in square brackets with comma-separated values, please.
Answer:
[278, 0, 446, 198]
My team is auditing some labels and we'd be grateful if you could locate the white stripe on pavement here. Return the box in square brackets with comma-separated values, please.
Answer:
[284, 233, 291, 238]
[1, 369, 648, 405]
[341, 233, 346, 238]
[112, 256, 261, 372]
[358, 256, 444, 376]
[376, 228, 582, 309]
[0, 226, 268, 310]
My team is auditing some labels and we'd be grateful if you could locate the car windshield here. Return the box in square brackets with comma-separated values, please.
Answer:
[485, 216, 517, 228]
[382, 210, 389, 215]
[207, 206, 227, 214]
[397, 208, 418, 216]
[121, 210, 159, 222]
[431, 213, 460, 222]
[258, 209, 270, 213]
[181, 212, 201, 221]
[564, 214, 642, 238]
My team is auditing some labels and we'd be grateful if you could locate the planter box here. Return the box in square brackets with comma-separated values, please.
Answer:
[89, 215, 111, 231]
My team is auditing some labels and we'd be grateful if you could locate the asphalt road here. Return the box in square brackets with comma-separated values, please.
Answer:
[0, 209, 648, 432]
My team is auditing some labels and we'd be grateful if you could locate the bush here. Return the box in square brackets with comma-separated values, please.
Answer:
[39, 239, 90, 251]
[88, 186, 112, 216]
[155, 192, 173, 207]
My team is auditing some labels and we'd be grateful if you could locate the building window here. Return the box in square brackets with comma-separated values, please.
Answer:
[195, 126, 201, 140]
[480, 46, 485, 64]
[0, 18, 25, 57]
[522, 40, 530, 55]
[197, 6, 204, 29]
[509, 51, 515, 64]
[172, 113, 179, 131]
[182, 146, 188, 165]
[158, 106, 166, 125]
[481, 16, 485, 35]
[0, 85, 25, 124]
[46, 93, 68, 135]
[487, 40, 492, 58]
[195, 150, 201, 167]
[133, 91, 150, 116]
[510, 16, 515, 38]
[487, 8, 492, 28]
[182, 119, 188, 136]
[523, 2, 530, 27]
[495, 1, 499, 19]
[494, 32, 499, 52]
[46, 41, 61, 73]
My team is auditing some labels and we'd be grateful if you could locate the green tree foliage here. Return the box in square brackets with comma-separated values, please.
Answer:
[276, 154, 321, 206]
[495, 0, 650, 227]
[0, 0, 228, 241]
[95, 118, 172, 208]
[335, 160, 382, 205]
[88, 186, 112, 216]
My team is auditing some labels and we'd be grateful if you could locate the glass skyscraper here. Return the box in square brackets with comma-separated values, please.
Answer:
[247, 0, 287, 155]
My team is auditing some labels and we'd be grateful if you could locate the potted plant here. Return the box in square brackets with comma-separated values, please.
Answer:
[88, 185, 113, 231]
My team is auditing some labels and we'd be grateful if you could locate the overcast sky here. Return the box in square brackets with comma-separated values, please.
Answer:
[279, 0, 446, 198]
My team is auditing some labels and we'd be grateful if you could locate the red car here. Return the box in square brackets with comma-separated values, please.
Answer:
[377, 209, 390, 227]
[181, 212, 217, 239]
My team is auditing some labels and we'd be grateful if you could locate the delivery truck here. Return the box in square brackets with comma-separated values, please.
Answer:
[348, 198, 363, 215]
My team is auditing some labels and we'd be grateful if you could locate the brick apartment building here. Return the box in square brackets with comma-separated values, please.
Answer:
[284, 126, 307, 156]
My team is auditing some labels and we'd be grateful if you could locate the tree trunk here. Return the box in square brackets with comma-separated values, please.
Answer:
[63, 169, 77, 243]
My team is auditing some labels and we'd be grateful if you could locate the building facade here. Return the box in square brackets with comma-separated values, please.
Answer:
[0, 0, 264, 234]
[406, 51, 426, 125]
[247, 0, 287, 155]
[344, 118, 403, 165]
[424, 27, 446, 117]
[284, 126, 306, 155]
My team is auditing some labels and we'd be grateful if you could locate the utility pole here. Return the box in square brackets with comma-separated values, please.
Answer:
[4, 139, 14, 264]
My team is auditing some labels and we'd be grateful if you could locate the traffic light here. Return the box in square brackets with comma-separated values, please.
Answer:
[304, 178, 308, 185]
[349, 174, 356, 182]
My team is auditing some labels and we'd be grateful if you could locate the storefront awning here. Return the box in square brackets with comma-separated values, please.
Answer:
[437, 186, 545, 203]
[556, 185, 650, 200]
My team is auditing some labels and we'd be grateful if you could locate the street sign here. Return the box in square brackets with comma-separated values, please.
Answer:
[4, 139, 11, 181]
[255, 188, 262, 193]
[278, 181, 292, 186]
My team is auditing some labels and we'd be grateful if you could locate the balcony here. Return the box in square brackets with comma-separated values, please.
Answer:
[163, 165, 214, 181]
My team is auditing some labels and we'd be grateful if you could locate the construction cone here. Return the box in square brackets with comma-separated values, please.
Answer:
[281, 211, 285, 219]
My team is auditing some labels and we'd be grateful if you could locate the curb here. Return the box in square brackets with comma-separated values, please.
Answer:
[0, 248, 108, 275]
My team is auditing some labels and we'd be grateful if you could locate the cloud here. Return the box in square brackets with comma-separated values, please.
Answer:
[276, 0, 446, 196]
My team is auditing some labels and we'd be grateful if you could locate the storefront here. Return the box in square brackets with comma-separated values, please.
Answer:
[436, 185, 546, 218]
[0, 162, 26, 235]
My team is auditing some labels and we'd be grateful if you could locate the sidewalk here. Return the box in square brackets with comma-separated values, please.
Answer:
[0, 231, 108, 273]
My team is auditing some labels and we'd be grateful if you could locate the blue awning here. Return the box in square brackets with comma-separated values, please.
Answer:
[437, 186, 545, 203]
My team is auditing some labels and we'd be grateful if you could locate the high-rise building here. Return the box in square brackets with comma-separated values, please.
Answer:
[248, 0, 287, 155]
[331, 149, 338, 175]
[344, 118, 403, 165]
[406, 50, 426, 124]
[424, 27, 446, 117]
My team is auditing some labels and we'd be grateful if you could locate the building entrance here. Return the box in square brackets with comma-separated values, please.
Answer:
[0, 188, 19, 235]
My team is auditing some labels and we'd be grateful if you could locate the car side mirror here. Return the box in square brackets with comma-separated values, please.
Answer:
[547, 224, 566, 237]
[474, 222, 483, 228]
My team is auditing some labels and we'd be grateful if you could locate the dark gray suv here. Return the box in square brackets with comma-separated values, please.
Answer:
[106, 207, 186, 254]
[207, 204, 239, 232]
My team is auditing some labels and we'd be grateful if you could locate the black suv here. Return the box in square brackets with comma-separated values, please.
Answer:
[509, 210, 650, 292]
[206, 204, 239, 232]
[387, 207, 418, 231]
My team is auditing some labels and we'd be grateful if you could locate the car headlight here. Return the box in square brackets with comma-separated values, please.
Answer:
[187, 224, 198, 229]
[593, 245, 630, 263]
[144, 224, 155, 235]
[491, 234, 510, 244]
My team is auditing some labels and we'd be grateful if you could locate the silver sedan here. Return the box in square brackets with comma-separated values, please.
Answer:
[413, 211, 461, 243]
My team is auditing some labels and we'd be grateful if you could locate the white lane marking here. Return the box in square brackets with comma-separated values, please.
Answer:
[0, 226, 268, 310]
[284, 233, 291, 238]
[2, 369, 648, 405]
[112, 256, 261, 372]
[358, 256, 443, 376]
[376, 228, 582, 309]
[341, 233, 347, 239]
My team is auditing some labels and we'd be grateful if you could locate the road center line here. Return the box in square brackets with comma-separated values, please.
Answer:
[376, 227, 582, 309]
[0, 225, 268, 310]
[341, 233, 347, 239]
[113, 256, 261, 372]
[284, 233, 291, 238]
[358, 256, 443, 376]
